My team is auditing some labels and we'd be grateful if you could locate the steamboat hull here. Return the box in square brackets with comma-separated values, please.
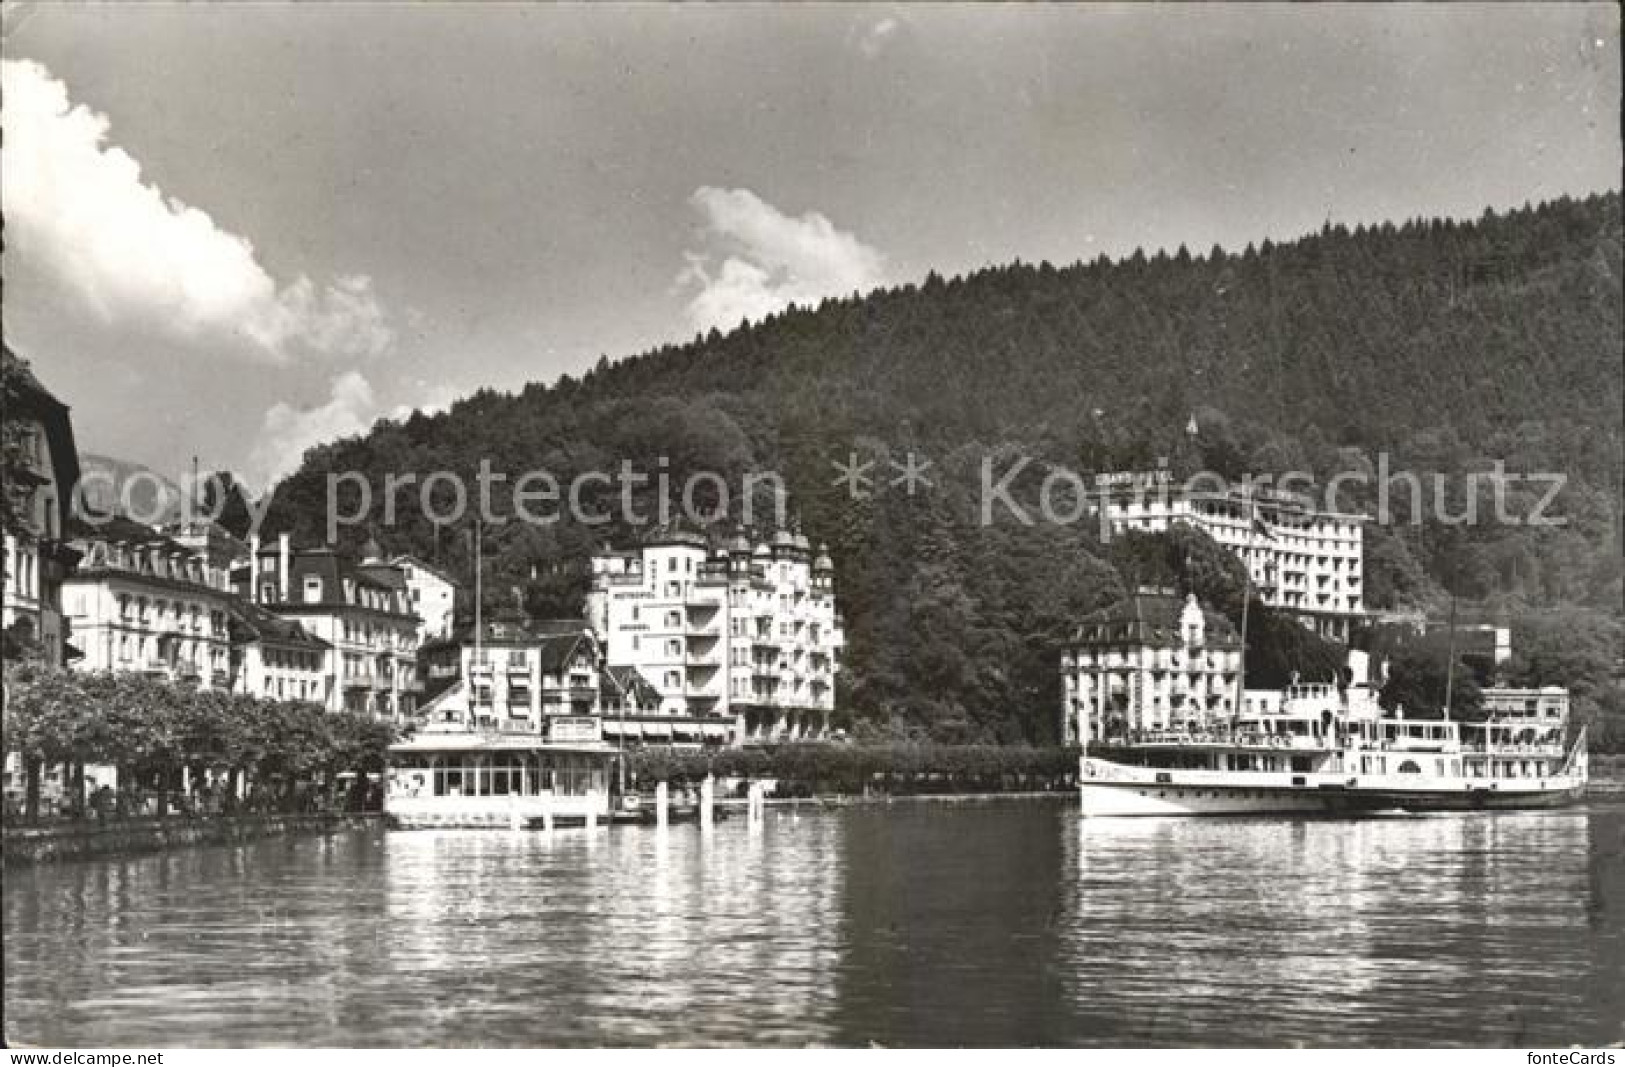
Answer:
[1081, 779, 1586, 817]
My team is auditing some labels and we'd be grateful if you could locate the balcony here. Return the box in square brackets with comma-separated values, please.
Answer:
[496, 718, 539, 736]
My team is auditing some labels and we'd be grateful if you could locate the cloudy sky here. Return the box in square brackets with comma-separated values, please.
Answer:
[3, 3, 1618, 489]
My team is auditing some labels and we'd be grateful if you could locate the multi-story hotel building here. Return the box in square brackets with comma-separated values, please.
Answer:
[2, 348, 82, 668]
[1059, 588, 1243, 746]
[61, 515, 236, 689]
[1096, 472, 1366, 641]
[234, 536, 421, 718]
[586, 528, 844, 744]
[228, 599, 333, 705]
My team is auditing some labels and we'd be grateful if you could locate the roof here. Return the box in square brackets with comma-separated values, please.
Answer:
[601, 665, 661, 706]
[451, 617, 594, 645]
[228, 600, 332, 650]
[355, 561, 408, 591]
[390, 732, 615, 755]
[66, 513, 185, 553]
[239, 545, 415, 617]
[389, 554, 461, 588]
[641, 526, 708, 548]
[2, 345, 82, 528]
[1070, 589, 1241, 649]
[535, 632, 596, 672]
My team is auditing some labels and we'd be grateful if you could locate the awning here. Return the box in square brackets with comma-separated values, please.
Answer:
[642, 721, 672, 739]
[702, 723, 730, 741]
[672, 724, 698, 739]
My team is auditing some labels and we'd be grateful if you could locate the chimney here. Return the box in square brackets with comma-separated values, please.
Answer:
[249, 535, 262, 601]
[278, 533, 291, 602]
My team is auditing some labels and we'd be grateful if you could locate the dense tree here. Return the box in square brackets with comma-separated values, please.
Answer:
[1379, 633, 1487, 721]
[199, 471, 257, 539]
[253, 193, 1621, 745]
[1, 664, 399, 818]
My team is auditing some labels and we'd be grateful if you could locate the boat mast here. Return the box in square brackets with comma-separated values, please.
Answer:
[1442, 587, 1457, 722]
[473, 519, 483, 668]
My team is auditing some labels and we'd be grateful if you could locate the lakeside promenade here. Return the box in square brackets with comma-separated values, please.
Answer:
[7, 761, 1622, 867]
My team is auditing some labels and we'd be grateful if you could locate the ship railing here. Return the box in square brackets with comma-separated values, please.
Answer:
[1129, 730, 1328, 750]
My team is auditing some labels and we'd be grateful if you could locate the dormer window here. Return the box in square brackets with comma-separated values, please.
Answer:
[303, 576, 324, 603]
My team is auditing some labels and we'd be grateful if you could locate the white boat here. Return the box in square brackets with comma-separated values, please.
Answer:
[1080, 667, 1587, 817]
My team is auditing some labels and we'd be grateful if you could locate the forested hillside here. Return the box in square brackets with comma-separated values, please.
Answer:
[262, 193, 1624, 746]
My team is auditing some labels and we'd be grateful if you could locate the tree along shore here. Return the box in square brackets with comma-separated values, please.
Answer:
[626, 743, 1078, 798]
[3, 665, 396, 824]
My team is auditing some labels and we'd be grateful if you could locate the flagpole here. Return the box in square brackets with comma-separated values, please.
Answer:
[1230, 488, 1258, 734]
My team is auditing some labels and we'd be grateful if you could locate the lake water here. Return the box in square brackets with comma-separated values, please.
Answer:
[5, 799, 1623, 1047]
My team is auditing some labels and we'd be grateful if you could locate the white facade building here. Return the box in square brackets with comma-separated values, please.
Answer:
[1479, 686, 1571, 736]
[229, 599, 333, 705]
[235, 536, 421, 719]
[586, 528, 844, 744]
[1060, 589, 1243, 746]
[1097, 475, 1366, 641]
[1, 349, 81, 668]
[413, 622, 608, 744]
[62, 516, 236, 689]
[388, 554, 459, 642]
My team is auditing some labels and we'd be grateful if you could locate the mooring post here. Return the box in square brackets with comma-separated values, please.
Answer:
[700, 774, 715, 831]
[747, 781, 765, 827]
[655, 781, 669, 829]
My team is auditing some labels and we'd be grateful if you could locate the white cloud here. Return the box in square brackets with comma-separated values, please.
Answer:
[247, 372, 381, 490]
[857, 17, 901, 59]
[678, 186, 886, 333]
[388, 384, 456, 423]
[1, 58, 391, 361]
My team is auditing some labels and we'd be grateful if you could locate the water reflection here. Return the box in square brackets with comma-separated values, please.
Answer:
[1060, 810, 1619, 1046]
[5, 802, 1621, 1047]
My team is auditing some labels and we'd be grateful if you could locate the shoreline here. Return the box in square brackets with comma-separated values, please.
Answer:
[9, 778, 1621, 865]
[3, 812, 381, 867]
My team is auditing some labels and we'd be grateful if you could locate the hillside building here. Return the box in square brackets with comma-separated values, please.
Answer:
[585, 528, 844, 745]
[1060, 588, 1243, 745]
[1096, 474, 1366, 642]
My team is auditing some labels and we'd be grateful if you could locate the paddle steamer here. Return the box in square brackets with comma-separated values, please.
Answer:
[1079, 652, 1587, 817]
